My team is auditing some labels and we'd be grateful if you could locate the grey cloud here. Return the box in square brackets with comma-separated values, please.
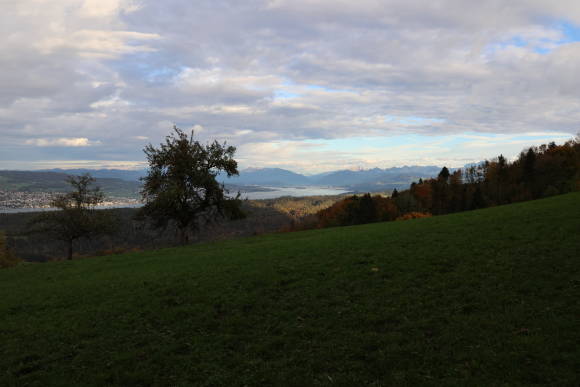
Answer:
[1, 0, 580, 170]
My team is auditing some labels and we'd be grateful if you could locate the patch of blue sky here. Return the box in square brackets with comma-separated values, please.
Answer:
[303, 134, 445, 153]
[274, 90, 300, 99]
[529, 22, 580, 53]
[510, 133, 573, 142]
[111, 52, 184, 83]
[456, 131, 571, 140]
[484, 37, 526, 56]
[560, 21, 580, 42]
[302, 132, 573, 155]
[487, 36, 550, 55]
[533, 46, 551, 54]
[142, 65, 185, 83]
[507, 36, 528, 48]
[451, 132, 574, 150]
[485, 21, 580, 55]
[305, 84, 352, 93]
[279, 80, 352, 95]
[305, 84, 328, 91]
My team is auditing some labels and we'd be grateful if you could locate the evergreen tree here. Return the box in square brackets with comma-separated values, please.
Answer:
[438, 166, 450, 182]
[356, 193, 376, 224]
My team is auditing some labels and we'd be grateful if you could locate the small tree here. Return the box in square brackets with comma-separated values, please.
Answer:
[438, 166, 450, 182]
[139, 126, 244, 244]
[30, 174, 118, 260]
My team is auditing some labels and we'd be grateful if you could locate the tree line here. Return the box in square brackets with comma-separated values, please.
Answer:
[4, 131, 579, 261]
[297, 136, 580, 229]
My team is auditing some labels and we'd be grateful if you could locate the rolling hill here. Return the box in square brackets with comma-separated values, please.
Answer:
[1, 193, 578, 385]
[0, 170, 141, 198]
[224, 167, 313, 186]
[3, 165, 446, 197]
[42, 168, 146, 182]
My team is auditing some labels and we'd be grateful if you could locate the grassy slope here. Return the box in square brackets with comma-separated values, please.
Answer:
[1, 193, 579, 386]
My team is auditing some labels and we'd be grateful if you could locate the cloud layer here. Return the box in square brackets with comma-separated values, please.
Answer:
[1, 0, 579, 172]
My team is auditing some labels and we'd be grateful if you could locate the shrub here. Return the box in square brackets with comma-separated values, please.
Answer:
[286, 214, 319, 232]
[395, 212, 432, 221]
[542, 185, 560, 198]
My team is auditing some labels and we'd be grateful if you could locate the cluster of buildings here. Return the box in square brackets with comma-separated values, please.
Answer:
[0, 190, 58, 209]
[0, 190, 141, 210]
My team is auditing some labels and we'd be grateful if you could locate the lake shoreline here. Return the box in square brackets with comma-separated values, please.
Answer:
[1, 186, 350, 214]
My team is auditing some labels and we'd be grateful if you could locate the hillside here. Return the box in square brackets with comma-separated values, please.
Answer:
[1, 193, 579, 386]
[310, 166, 442, 190]
[0, 171, 277, 209]
[0, 195, 344, 262]
[226, 167, 313, 186]
[1, 166, 444, 200]
[0, 171, 140, 198]
[42, 168, 146, 182]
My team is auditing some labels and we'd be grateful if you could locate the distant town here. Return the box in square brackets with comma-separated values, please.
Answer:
[0, 190, 140, 210]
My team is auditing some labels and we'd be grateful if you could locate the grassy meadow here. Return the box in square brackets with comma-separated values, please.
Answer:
[1, 192, 579, 386]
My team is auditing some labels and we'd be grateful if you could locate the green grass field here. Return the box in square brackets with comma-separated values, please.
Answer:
[1, 193, 579, 386]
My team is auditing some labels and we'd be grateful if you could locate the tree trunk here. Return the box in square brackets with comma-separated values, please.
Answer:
[67, 239, 73, 260]
[178, 227, 189, 245]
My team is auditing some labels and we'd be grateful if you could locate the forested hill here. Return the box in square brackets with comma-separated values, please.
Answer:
[41, 168, 146, 182]
[1, 192, 578, 385]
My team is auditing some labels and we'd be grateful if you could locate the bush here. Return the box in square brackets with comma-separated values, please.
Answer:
[0, 231, 21, 269]
[542, 185, 560, 198]
[395, 212, 432, 221]
[282, 214, 319, 232]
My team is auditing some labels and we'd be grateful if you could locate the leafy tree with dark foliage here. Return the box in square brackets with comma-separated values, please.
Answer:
[140, 126, 244, 245]
[30, 174, 118, 260]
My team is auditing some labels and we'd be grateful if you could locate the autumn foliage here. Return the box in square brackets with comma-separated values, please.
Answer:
[316, 193, 399, 228]
[298, 136, 580, 230]
[395, 212, 432, 221]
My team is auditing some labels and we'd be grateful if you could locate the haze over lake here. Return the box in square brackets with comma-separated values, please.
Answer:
[240, 186, 349, 200]
[0, 186, 349, 213]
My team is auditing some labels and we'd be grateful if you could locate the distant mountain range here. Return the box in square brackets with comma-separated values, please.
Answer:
[1, 165, 447, 195]
[220, 166, 444, 191]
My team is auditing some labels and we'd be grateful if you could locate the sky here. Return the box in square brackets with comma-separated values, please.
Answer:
[1, 0, 579, 174]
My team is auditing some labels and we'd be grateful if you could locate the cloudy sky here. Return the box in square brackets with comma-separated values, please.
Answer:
[1, 0, 579, 173]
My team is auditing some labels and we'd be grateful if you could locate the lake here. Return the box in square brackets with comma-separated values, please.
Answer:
[240, 186, 349, 200]
[0, 186, 349, 213]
